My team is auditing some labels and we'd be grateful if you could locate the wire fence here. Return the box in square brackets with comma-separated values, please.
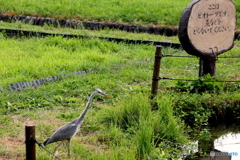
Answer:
[159, 77, 240, 83]
[1, 53, 239, 92]
[156, 54, 240, 83]
[162, 54, 240, 59]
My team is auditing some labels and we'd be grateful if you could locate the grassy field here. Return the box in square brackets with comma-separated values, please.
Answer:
[0, 34, 188, 159]
[0, 0, 239, 28]
[0, 21, 180, 43]
[0, 25, 239, 87]
[0, 0, 240, 159]
[0, 30, 239, 159]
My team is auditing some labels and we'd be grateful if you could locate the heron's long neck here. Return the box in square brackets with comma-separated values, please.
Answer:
[75, 92, 96, 124]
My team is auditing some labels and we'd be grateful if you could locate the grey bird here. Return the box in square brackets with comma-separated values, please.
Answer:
[43, 89, 109, 156]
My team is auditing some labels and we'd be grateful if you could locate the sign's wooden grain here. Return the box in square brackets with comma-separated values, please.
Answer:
[178, 0, 236, 57]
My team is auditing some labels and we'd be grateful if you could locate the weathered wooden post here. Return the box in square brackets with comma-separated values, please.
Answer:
[25, 125, 36, 160]
[151, 46, 162, 99]
[178, 0, 236, 77]
[198, 57, 217, 77]
[178, 0, 236, 157]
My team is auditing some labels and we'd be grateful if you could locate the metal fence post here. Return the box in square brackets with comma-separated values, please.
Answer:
[25, 125, 36, 160]
[151, 46, 162, 99]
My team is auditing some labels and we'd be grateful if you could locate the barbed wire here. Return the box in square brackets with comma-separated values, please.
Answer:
[158, 54, 240, 83]
[158, 77, 240, 83]
[35, 139, 62, 160]
[162, 55, 240, 58]
[1, 52, 240, 91]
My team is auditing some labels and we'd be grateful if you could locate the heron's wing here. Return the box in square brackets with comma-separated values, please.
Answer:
[44, 119, 80, 145]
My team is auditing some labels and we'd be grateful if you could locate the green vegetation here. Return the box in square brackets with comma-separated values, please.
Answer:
[0, 21, 180, 43]
[0, 0, 240, 159]
[0, 32, 239, 159]
[0, 0, 191, 26]
[0, 0, 239, 28]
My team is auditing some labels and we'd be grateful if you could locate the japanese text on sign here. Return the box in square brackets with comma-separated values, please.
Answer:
[193, 3, 231, 35]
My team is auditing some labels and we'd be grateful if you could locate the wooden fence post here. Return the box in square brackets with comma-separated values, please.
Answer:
[198, 57, 217, 77]
[151, 46, 162, 99]
[25, 125, 36, 160]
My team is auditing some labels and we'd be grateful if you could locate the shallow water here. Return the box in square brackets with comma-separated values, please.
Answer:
[182, 124, 240, 159]
[214, 132, 240, 160]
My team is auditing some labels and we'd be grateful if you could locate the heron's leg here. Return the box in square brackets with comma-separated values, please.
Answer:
[54, 141, 64, 154]
[67, 139, 71, 157]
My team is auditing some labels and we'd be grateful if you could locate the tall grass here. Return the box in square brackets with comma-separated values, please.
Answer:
[104, 93, 187, 159]
[153, 96, 186, 145]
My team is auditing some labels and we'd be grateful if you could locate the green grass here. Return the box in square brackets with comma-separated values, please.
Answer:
[0, 0, 240, 158]
[0, 32, 239, 159]
[0, 0, 239, 28]
[0, 21, 180, 43]
[0, 39, 146, 87]
[0, 0, 191, 25]
[0, 30, 239, 88]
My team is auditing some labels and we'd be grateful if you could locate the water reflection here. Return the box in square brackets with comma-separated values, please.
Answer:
[183, 124, 240, 159]
[201, 124, 240, 159]
[214, 132, 240, 160]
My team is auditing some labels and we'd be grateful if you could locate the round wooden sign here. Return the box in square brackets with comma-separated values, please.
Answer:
[178, 0, 236, 57]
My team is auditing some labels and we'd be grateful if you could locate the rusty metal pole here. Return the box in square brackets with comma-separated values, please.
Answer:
[25, 125, 36, 160]
[151, 46, 162, 99]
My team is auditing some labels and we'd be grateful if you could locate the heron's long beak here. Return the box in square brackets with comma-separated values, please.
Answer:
[101, 93, 110, 97]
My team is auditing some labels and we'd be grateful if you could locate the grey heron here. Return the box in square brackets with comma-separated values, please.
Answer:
[43, 88, 109, 156]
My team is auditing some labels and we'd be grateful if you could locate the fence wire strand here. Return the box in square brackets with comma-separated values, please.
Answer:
[35, 139, 62, 160]
[162, 54, 240, 58]
[158, 53, 240, 83]
[158, 77, 240, 83]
